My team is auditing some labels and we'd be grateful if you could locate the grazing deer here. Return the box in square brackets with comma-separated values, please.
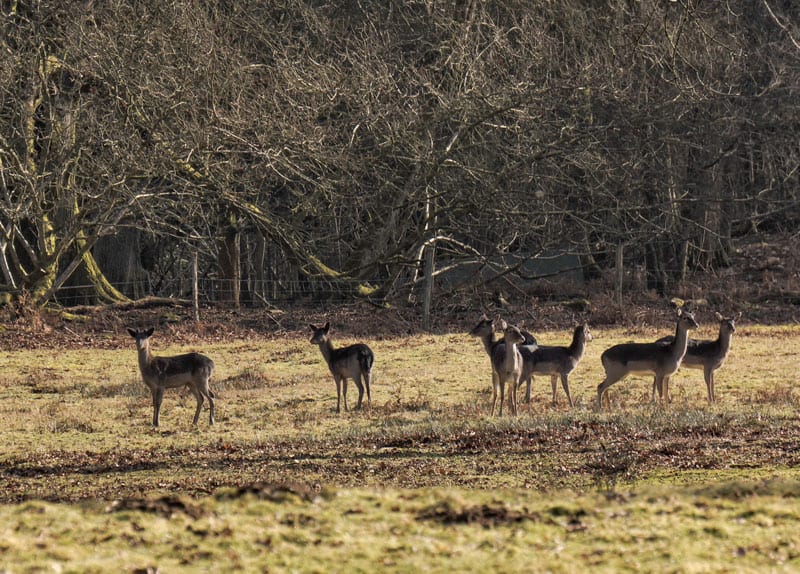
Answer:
[519, 324, 592, 407]
[309, 322, 373, 413]
[470, 315, 537, 411]
[655, 312, 740, 403]
[127, 327, 215, 427]
[489, 320, 526, 416]
[596, 308, 699, 410]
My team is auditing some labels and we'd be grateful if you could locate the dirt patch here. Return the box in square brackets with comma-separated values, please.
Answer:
[417, 500, 540, 527]
[107, 495, 205, 519]
[216, 481, 321, 503]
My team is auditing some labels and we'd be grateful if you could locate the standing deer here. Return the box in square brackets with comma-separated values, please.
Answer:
[518, 324, 592, 407]
[127, 327, 215, 427]
[597, 308, 699, 410]
[489, 320, 526, 416]
[655, 312, 740, 403]
[310, 322, 373, 413]
[469, 315, 537, 410]
[469, 315, 538, 356]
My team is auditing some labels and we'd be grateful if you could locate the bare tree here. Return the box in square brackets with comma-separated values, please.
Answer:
[1, 1, 797, 310]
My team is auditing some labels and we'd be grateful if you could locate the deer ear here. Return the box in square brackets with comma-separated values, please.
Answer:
[309, 324, 318, 331]
[145, 327, 155, 337]
[323, 322, 330, 332]
[714, 311, 723, 321]
[127, 328, 137, 338]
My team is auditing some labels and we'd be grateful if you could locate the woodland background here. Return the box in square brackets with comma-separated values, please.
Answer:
[1, 0, 798, 318]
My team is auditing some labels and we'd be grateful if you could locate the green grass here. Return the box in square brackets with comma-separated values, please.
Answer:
[0, 322, 799, 571]
[2, 482, 800, 572]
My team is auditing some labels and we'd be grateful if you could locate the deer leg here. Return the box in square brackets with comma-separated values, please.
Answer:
[498, 380, 506, 416]
[342, 377, 349, 412]
[596, 381, 606, 411]
[525, 375, 534, 413]
[190, 385, 204, 426]
[550, 375, 558, 405]
[152, 386, 165, 427]
[597, 373, 624, 411]
[200, 379, 215, 425]
[524, 375, 532, 404]
[363, 370, 372, 409]
[490, 371, 500, 416]
[334, 375, 343, 413]
[560, 373, 573, 408]
[711, 371, 716, 403]
[207, 391, 215, 425]
[517, 375, 530, 403]
[652, 376, 662, 404]
[353, 374, 365, 410]
[704, 367, 714, 403]
[508, 379, 517, 416]
[659, 376, 671, 404]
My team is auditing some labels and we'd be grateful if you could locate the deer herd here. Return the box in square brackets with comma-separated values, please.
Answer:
[127, 308, 740, 427]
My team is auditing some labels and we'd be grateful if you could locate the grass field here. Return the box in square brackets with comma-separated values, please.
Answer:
[1, 319, 799, 572]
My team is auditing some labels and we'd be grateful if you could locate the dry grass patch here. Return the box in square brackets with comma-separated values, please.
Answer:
[0, 322, 798, 570]
[2, 481, 800, 572]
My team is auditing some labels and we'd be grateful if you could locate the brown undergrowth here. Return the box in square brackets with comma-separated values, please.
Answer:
[2, 406, 798, 504]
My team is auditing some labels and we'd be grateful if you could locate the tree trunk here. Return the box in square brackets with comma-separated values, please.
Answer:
[422, 241, 435, 331]
[93, 229, 146, 299]
[217, 215, 240, 308]
[254, 231, 267, 303]
[645, 241, 668, 295]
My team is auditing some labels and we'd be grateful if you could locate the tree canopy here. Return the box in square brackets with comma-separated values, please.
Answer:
[1, 0, 798, 307]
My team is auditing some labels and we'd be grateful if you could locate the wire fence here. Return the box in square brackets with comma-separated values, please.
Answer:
[43, 261, 797, 312]
[51, 277, 380, 308]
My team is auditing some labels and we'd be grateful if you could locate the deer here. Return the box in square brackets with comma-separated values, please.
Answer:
[469, 315, 537, 412]
[518, 324, 592, 408]
[596, 308, 699, 410]
[127, 327, 215, 427]
[309, 322, 373, 413]
[469, 314, 537, 355]
[489, 320, 526, 416]
[654, 312, 740, 403]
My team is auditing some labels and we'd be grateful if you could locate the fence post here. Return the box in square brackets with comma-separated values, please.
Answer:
[193, 250, 200, 323]
[615, 243, 624, 306]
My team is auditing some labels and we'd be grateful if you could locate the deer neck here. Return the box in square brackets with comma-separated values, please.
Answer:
[136, 342, 154, 371]
[317, 338, 336, 366]
[670, 320, 691, 361]
[481, 332, 498, 356]
[503, 339, 520, 371]
[569, 330, 586, 361]
[717, 326, 734, 354]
